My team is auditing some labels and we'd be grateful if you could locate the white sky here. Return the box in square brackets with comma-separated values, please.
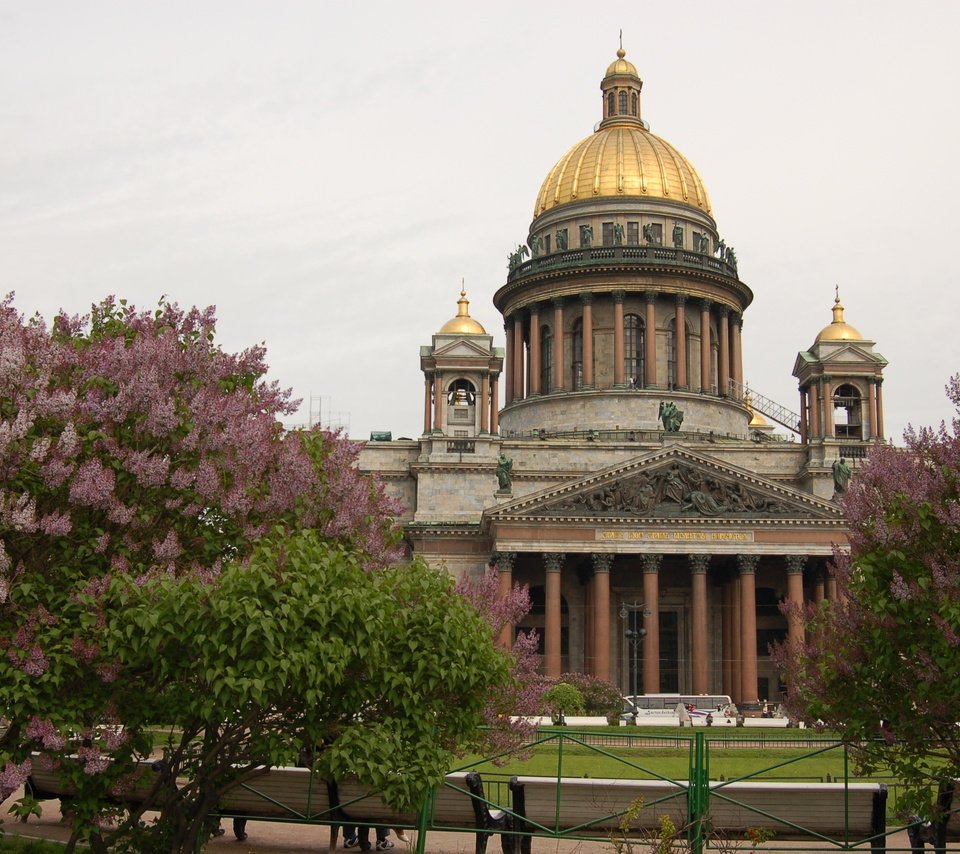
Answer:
[3, 1, 958, 442]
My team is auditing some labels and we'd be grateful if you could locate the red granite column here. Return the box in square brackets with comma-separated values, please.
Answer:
[490, 376, 500, 435]
[721, 581, 733, 698]
[675, 294, 688, 389]
[690, 555, 710, 695]
[529, 304, 541, 396]
[718, 307, 730, 396]
[613, 291, 625, 387]
[480, 373, 490, 434]
[433, 374, 443, 432]
[826, 574, 837, 602]
[593, 554, 613, 681]
[731, 575, 742, 703]
[583, 574, 594, 676]
[496, 552, 516, 649]
[798, 387, 808, 444]
[867, 379, 878, 439]
[423, 374, 433, 435]
[738, 555, 759, 705]
[876, 379, 885, 440]
[544, 553, 564, 679]
[644, 291, 657, 387]
[822, 376, 834, 438]
[785, 555, 806, 653]
[813, 568, 825, 604]
[552, 298, 564, 392]
[809, 382, 821, 438]
[513, 314, 525, 402]
[642, 554, 662, 694]
[581, 295, 595, 388]
[504, 322, 514, 405]
[731, 314, 743, 387]
[699, 299, 712, 393]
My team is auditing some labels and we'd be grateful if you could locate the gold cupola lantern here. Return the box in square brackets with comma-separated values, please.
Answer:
[438, 286, 487, 335]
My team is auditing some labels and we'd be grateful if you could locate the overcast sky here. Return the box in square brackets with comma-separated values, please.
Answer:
[3, 1, 957, 443]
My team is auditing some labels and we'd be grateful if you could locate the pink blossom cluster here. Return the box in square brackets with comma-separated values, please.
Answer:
[0, 758, 31, 803]
[77, 745, 110, 775]
[26, 716, 67, 750]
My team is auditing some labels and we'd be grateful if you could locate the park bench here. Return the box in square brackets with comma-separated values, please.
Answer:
[504, 775, 888, 854]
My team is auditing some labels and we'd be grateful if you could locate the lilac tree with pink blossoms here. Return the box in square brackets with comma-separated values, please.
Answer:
[776, 376, 960, 819]
[0, 295, 534, 853]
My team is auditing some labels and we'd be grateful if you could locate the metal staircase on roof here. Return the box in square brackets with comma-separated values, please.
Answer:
[728, 379, 801, 434]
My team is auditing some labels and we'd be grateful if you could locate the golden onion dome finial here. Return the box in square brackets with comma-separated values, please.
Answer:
[815, 285, 863, 342]
[438, 281, 487, 335]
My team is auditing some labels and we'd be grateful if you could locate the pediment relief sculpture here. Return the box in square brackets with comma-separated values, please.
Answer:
[542, 461, 812, 519]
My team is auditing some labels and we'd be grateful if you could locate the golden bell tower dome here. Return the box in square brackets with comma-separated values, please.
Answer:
[438, 286, 487, 335]
[814, 289, 864, 343]
[533, 48, 711, 217]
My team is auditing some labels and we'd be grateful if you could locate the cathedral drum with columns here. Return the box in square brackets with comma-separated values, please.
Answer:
[359, 48, 888, 708]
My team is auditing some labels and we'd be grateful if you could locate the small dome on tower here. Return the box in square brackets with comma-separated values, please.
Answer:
[438, 287, 486, 335]
[605, 48, 639, 78]
[815, 290, 863, 343]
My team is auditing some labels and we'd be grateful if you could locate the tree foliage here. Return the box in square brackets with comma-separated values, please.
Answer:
[776, 376, 960, 818]
[0, 295, 530, 852]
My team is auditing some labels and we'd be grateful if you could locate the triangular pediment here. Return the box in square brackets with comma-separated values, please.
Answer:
[431, 338, 493, 359]
[486, 447, 842, 523]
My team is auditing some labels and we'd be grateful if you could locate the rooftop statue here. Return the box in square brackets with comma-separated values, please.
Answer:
[614, 222, 625, 245]
[672, 224, 684, 248]
[659, 401, 684, 433]
[832, 457, 852, 496]
[496, 454, 514, 492]
[556, 229, 568, 251]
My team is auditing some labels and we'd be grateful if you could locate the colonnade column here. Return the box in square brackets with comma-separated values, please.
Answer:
[529, 304, 541, 396]
[544, 553, 564, 679]
[581, 294, 595, 388]
[552, 298, 564, 392]
[731, 314, 743, 388]
[423, 374, 433, 435]
[513, 314, 525, 403]
[480, 373, 490, 434]
[490, 376, 500, 435]
[721, 581, 734, 698]
[613, 291, 626, 387]
[718, 306, 730, 397]
[583, 572, 594, 675]
[675, 294, 688, 389]
[738, 554, 759, 704]
[731, 576, 743, 701]
[798, 387, 808, 444]
[809, 382, 821, 437]
[642, 554, 662, 694]
[867, 379, 878, 439]
[644, 290, 657, 388]
[495, 552, 516, 649]
[822, 375, 834, 438]
[592, 554, 613, 681]
[699, 299, 712, 393]
[812, 567, 825, 604]
[876, 379, 885, 440]
[433, 373, 443, 432]
[689, 554, 710, 695]
[785, 555, 806, 652]
[504, 322, 514, 406]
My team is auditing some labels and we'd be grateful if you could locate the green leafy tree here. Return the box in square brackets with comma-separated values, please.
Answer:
[541, 682, 585, 718]
[775, 376, 960, 818]
[100, 530, 513, 853]
[0, 296, 528, 853]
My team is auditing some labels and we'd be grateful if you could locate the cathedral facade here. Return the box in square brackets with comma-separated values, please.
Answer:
[359, 49, 887, 708]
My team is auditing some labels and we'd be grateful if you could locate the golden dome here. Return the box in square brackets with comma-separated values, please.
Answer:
[533, 48, 711, 217]
[815, 290, 863, 342]
[605, 48, 638, 77]
[439, 287, 486, 335]
[743, 392, 770, 428]
[534, 126, 712, 216]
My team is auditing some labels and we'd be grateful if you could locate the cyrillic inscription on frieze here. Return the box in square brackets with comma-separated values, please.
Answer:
[596, 529, 755, 543]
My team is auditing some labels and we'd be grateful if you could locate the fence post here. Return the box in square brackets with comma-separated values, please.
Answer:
[414, 786, 433, 854]
[687, 731, 708, 854]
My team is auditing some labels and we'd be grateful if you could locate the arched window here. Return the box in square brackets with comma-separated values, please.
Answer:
[834, 383, 863, 439]
[619, 90, 628, 114]
[572, 318, 583, 390]
[540, 324, 553, 393]
[624, 314, 644, 388]
[446, 378, 476, 427]
[667, 318, 691, 389]
[631, 91, 638, 116]
[607, 91, 615, 117]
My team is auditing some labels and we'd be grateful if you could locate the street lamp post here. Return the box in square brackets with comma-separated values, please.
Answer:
[619, 602, 651, 722]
